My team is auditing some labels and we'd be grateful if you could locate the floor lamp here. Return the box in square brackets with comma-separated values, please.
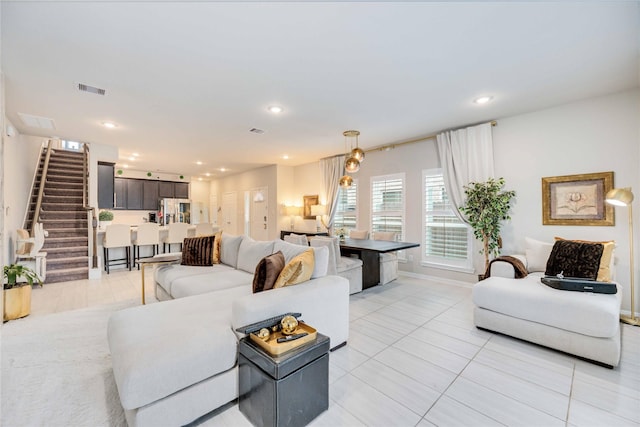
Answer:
[606, 187, 639, 326]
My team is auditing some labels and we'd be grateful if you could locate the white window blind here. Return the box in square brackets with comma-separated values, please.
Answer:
[334, 180, 358, 231]
[422, 169, 472, 270]
[371, 174, 405, 239]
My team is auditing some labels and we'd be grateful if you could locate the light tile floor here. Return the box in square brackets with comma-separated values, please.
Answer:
[28, 268, 640, 426]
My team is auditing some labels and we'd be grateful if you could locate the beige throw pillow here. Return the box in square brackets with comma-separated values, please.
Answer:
[273, 249, 315, 288]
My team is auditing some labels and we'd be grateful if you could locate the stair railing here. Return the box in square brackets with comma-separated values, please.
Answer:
[22, 140, 49, 231]
[82, 143, 99, 269]
[31, 139, 54, 235]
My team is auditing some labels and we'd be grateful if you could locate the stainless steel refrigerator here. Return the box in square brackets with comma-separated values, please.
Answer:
[159, 199, 191, 225]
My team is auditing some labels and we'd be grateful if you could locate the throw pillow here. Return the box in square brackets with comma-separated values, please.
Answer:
[310, 245, 329, 278]
[544, 239, 604, 280]
[181, 235, 215, 266]
[555, 237, 615, 282]
[252, 251, 286, 293]
[524, 237, 554, 272]
[273, 249, 315, 288]
[212, 231, 222, 264]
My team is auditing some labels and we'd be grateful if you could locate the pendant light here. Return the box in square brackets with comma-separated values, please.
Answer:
[345, 156, 360, 173]
[345, 130, 365, 163]
[339, 174, 353, 188]
[339, 130, 354, 188]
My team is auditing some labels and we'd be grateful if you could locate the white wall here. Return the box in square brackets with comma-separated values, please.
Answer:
[2, 130, 44, 264]
[209, 165, 279, 239]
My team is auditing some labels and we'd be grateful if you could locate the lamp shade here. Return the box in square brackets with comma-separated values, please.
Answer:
[605, 187, 634, 207]
[310, 205, 327, 216]
[286, 206, 302, 216]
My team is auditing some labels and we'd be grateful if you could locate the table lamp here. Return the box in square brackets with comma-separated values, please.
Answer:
[605, 187, 638, 326]
[310, 205, 327, 232]
[285, 206, 301, 231]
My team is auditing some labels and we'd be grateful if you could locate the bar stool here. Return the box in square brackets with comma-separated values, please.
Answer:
[161, 223, 189, 253]
[195, 223, 214, 236]
[373, 231, 398, 285]
[132, 223, 160, 269]
[103, 224, 132, 274]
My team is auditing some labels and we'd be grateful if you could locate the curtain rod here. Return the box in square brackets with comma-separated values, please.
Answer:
[364, 120, 497, 153]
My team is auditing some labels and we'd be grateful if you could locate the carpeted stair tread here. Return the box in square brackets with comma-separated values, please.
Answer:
[39, 219, 88, 229]
[46, 228, 89, 238]
[47, 257, 90, 270]
[45, 267, 89, 283]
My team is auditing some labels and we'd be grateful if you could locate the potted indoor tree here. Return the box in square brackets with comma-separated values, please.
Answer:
[3, 263, 43, 321]
[99, 209, 114, 229]
[460, 177, 516, 278]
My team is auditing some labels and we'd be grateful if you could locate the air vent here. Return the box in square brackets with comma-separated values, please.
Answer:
[78, 83, 106, 95]
[249, 128, 265, 134]
[18, 113, 56, 130]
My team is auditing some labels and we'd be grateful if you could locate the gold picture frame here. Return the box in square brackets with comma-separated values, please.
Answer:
[303, 195, 319, 220]
[542, 171, 614, 226]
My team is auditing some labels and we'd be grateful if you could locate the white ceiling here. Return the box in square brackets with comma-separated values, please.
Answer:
[2, 2, 639, 178]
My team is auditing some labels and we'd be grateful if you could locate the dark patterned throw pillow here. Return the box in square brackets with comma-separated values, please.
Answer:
[544, 239, 604, 280]
[181, 235, 215, 266]
[252, 251, 286, 293]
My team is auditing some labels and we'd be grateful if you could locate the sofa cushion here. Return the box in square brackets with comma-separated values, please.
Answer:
[212, 231, 222, 264]
[181, 235, 215, 266]
[274, 249, 314, 288]
[273, 239, 310, 263]
[253, 251, 286, 293]
[473, 274, 621, 338]
[555, 237, 615, 282]
[545, 239, 603, 280]
[108, 291, 242, 410]
[220, 234, 243, 268]
[524, 237, 554, 272]
[309, 236, 340, 274]
[170, 269, 254, 299]
[310, 246, 329, 278]
[237, 238, 276, 274]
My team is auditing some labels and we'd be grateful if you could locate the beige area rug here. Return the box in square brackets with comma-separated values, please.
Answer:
[1, 300, 137, 426]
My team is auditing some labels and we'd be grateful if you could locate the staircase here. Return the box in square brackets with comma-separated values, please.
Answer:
[26, 149, 89, 283]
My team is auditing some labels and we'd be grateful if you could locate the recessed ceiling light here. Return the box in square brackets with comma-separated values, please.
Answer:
[198, 177, 203, 181]
[205, 173, 211, 177]
[128, 157, 135, 161]
[283, 155, 289, 160]
[473, 96, 493, 105]
[267, 105, 283, 114]
[102, 121, 117, 128]
[132, 152, 139, 157]
[123, 164, 129, 168]
[196, 161, 203, 165]
[220, 168, 226, 172]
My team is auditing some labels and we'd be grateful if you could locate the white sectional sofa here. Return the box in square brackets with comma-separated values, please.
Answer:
[473, 240, 622, 367]
[108, 234, 350, 426]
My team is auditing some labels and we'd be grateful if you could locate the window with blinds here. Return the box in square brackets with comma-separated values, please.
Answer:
[333, 180, 358, 231]
[371, 173, 405, 239]
[422, 169, 472, 270]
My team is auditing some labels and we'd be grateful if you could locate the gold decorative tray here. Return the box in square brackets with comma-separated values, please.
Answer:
[249, 322, 317, 356]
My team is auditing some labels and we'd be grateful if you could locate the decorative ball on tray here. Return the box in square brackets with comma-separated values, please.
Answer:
[280, 315, 298, 335]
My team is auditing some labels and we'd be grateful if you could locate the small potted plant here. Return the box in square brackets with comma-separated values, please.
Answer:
[460, 177, 516, 278]
[3, 263, 43, 321]
[334, 227, 347, 242]
[99, 210, 114, 229]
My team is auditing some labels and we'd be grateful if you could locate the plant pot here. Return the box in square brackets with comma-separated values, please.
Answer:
[99, 220, 112, 230]
[3, 285, 32, 321]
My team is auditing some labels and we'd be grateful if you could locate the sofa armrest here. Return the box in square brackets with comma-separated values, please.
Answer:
[489, 254, 528, 278]
[231, 275, 349, 349]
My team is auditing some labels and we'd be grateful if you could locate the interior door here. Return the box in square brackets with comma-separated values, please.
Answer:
[250, 187, 268, 241]
[221, 192, 237, 234]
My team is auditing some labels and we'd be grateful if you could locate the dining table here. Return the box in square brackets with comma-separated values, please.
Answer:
[339, 238, 420, 290]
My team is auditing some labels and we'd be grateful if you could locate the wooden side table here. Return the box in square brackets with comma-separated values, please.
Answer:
[137, 254, 181, 304]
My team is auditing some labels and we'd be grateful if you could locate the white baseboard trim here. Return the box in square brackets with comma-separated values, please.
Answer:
[398, 271, 473, 289]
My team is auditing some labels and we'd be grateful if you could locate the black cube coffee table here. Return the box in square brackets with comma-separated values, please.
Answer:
[238, 333, 330, 427]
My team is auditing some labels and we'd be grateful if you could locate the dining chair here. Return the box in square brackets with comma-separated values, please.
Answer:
[348, 229, 369, 239]
[372, 231, 398, 284]
[283, 233, 309, 246]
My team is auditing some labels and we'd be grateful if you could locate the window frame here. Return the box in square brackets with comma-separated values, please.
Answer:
[421, 168, 473, 272]
[333, 178, 358, 232]
[371, 173, 406, 259]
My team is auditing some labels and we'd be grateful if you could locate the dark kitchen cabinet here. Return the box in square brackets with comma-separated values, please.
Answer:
[114, 178, 127, 210]
[174, 182, 189, 199]
[159, 181, 175, 198]
[143, 181, 159, 210]
[126, 179, 144, 210]
[98, 162, 115, 209]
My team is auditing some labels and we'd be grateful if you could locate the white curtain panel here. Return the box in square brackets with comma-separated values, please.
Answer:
[320, 155, 345, 230]
[436, 122, 495, 223]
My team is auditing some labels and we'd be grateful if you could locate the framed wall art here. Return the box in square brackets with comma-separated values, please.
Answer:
[542, 171, 614, 226]
[303, 195, 319, 219]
